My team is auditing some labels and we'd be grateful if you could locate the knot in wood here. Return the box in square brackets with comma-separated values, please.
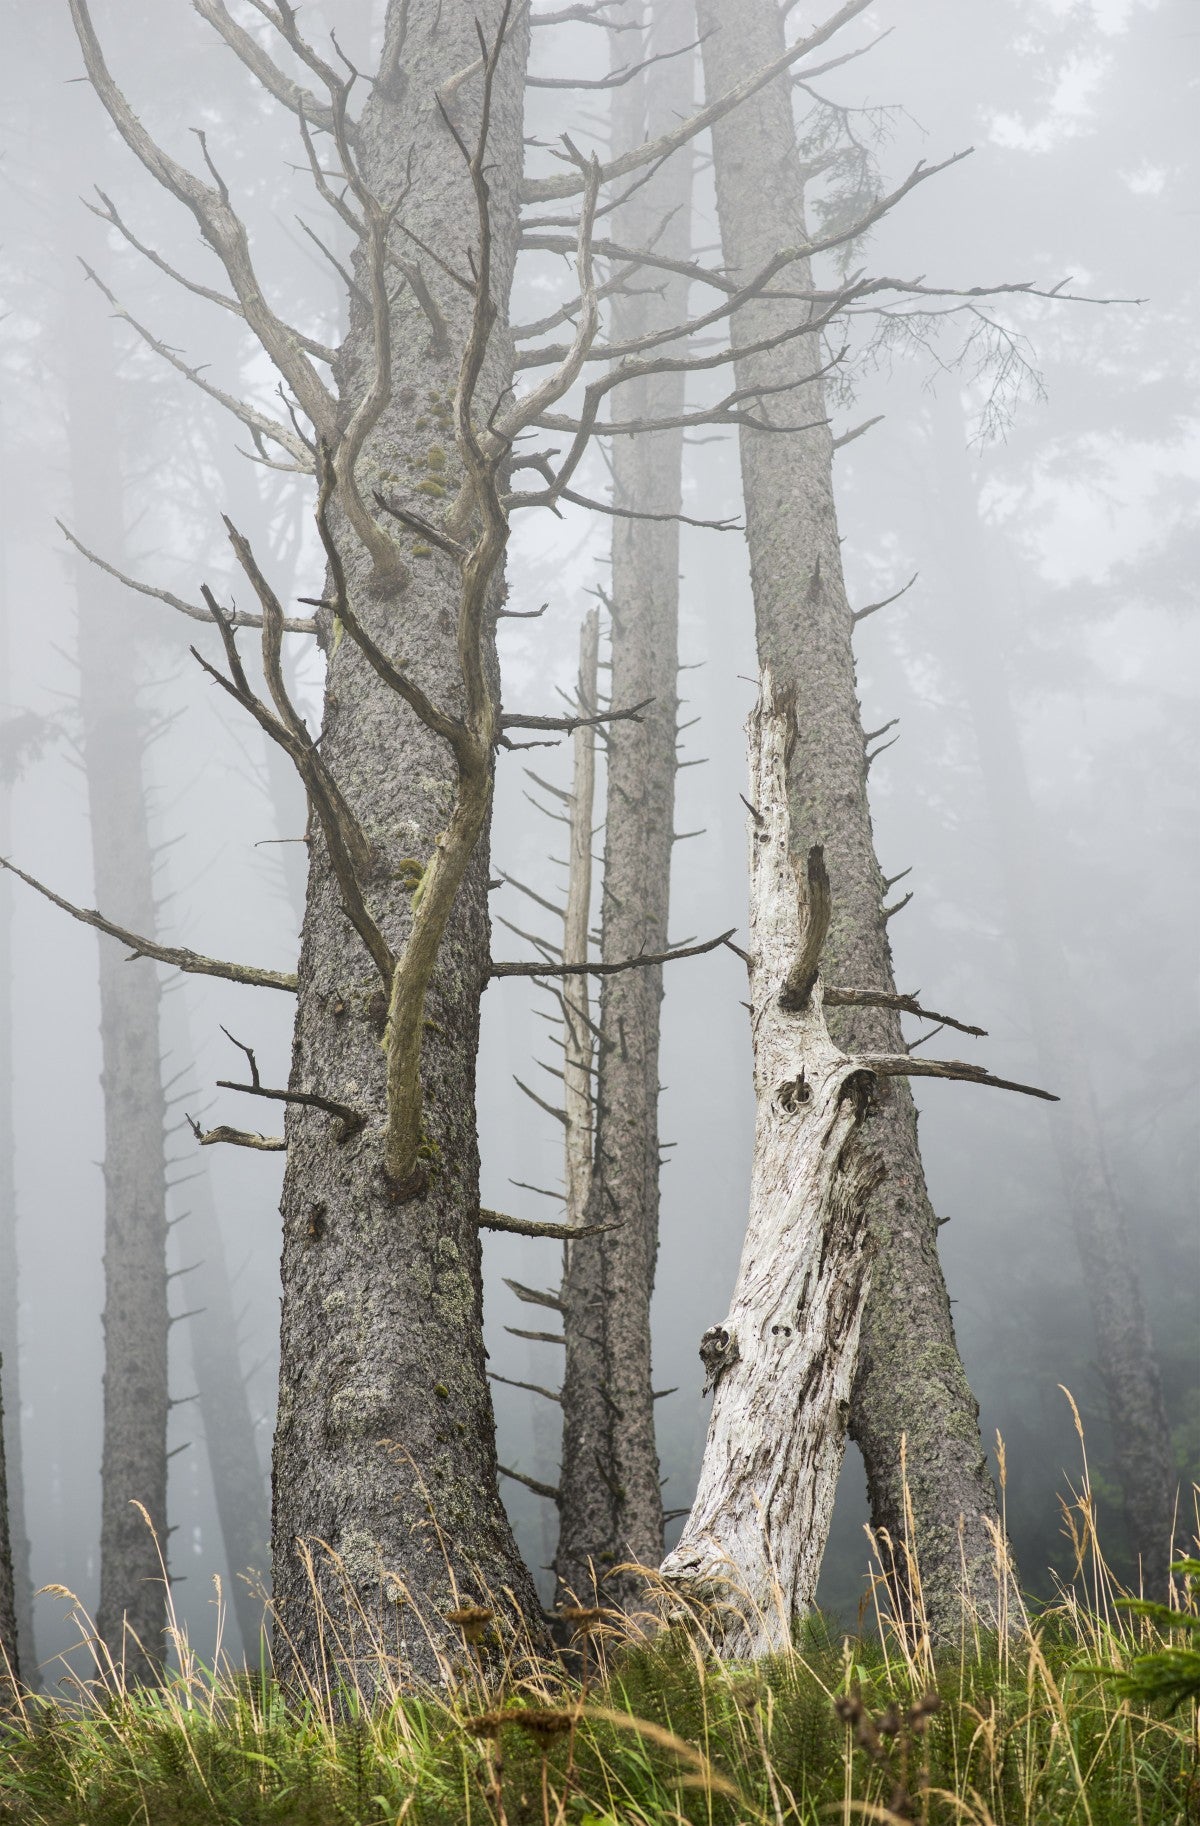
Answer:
[775, 1071, 811, 1115]
[698, 1324, 739, 1397]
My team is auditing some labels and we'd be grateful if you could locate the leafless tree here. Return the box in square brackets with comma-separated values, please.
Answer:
[660, 678, 1054, 1656]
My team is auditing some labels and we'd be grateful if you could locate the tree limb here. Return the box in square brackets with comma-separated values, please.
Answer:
[490, 928, 735, 978]
[0, 856, 297, 991]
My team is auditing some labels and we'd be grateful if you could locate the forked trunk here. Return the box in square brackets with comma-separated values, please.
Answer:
[270, 0, 543, 1689]
[696, 0, 1006, 1635]
[660, 677, 879, 1656]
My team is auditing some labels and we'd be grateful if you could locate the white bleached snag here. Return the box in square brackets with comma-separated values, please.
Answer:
[660, 676, 880, 1655]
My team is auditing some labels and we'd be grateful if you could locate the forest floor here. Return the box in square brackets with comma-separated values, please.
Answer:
[1, 1558, 1197, 1826]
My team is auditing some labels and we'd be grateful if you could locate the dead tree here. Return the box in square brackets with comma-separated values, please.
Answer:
[693, 0, 1013, 1636]
[66, 295, 171, 1684]
[555, 0, 694, 1615]
[0, 581, 33, 1683]
[0, 1368, 17, 1703]
[660, 676, 1055, 1657]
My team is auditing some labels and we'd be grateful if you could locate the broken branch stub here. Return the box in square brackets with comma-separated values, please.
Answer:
[659, 674, 881, 1655]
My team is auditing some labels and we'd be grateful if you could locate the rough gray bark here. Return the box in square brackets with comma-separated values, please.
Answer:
[69, 313, 170, 1681]
[555, 0, 694, 1613]
[0, 551, 34, 1681]
[660, 684, 880, 1654]
[270, 0, 544, 1689]
[929, 393, 1175, 1594]
[696, 0, 1007, 1635]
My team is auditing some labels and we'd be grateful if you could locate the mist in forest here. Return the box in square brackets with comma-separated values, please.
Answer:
[0, 0, 1195, 1678]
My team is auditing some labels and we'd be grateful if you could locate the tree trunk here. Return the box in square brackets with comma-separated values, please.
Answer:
[660, 679, 879, 1655]
[270, 0, 544, 1690]
[0, 1363, 17, 1701]
[0, 545, 34, 1682]
[928, 392, 1175, 1594]
[164, 995, 270, 1662]
[66, 304, 170, 1683]
[695, 0, 1007, 1636]
[555, 0, 694, 1614]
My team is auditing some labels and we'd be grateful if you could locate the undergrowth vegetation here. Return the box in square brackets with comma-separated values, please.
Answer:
[2, 1461, 1197, 1824]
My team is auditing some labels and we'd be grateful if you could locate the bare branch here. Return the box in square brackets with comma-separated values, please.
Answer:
[498, 1464, 561, 1502]
[500, 698, 650, 736]
[189, 1116, 287, 1151]
[490, 1371, 561, 1403]
[215, 1078, 366, 1141]
[0, 856, 297, 992]
[81, 262, 315, 468]
[853, 572, 917, 625]
[57, 519, 316, 634]
[824, 987, 986, 1039]
[480, 1208, 617, 1240]
[862, 1055, 1058, 1101]
[68, 0, 337, 437]
[193, 0, 350, 141]
[491, 928, 735, 979]
[504, 1277, 565, 1313]
[521, 0, 875, 202]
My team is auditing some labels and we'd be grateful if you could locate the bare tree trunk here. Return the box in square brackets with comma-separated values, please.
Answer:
[660, 681, 879, 1654]
[929, 393, 1175, 1594]
[69, 314, 170, 1682]
[270, 0, 544, 1689]
[0, 1368, 17, 1700]
[161, 992, 269, 1662]
[0, 544, 34, 1681]
[696, 0, 1007, 1636]
[554, 0, 695, 1615]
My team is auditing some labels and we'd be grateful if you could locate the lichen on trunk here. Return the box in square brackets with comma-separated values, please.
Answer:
[269, 0, 545, 1690]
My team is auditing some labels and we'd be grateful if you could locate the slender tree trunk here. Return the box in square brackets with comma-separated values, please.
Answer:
[163, 994, 270, 1662]
[929, 394, 1175, 1594]
[0, 541, 34, 1681]
[660, 682, 880, 1654]
[696, 0, 1006, 1635]
[555, 0, 694, 1613]
[270, 0, 543, 1689]
[69, 312, 170, 1681]
[0, 1366, 17, 1700]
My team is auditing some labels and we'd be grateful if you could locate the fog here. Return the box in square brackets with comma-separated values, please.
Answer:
[0, 0, 1195, 1676]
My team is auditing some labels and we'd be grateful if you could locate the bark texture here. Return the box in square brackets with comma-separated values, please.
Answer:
[660, 681, 879, 1656]
[70, 312, 170, 1682]
[555, 0, 693, 1612]
[696, 0, 1006, 1635]
[271, 0, 543, 1690]
[930, 396, 1174, 1593]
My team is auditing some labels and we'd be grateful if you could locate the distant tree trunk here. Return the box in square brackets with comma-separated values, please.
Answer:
[929, 392, 1175, 1594]
[69, 310, 170, 1681]
[0, 1367, 18, 1700]
[270, 0, 544, 1688]
[555, 0, 694, 1612]
[162, 993, 269, 1662]
[661, 681, 880, 1654]
[696, 0, 1007, 1636]
[0, 547, 34, 1681]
